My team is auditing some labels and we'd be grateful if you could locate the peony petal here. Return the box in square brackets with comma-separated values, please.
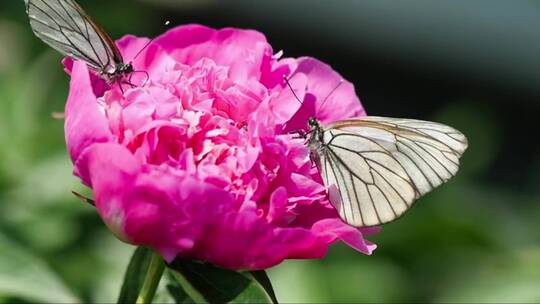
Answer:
[292, 57, 366, 124]
[282, 94, 316, 133]
[125, 168, 235, 262]
[267, 186, 288, 223]
[65, 61, 113, 184]
[288, 173, 325, 198]
[272, 72, 308, 126]
[62, 58, 109, 97]
[76, 143, 141, 241]
[154, 24, 272, 83]
[116, 35, 151, 63]
[312, 219, 377, 254]
[193, 211, 325, 270]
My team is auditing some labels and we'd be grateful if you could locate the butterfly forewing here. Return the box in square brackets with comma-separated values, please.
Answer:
[317, 117, 467, 227]
[25, 0, 122, 75]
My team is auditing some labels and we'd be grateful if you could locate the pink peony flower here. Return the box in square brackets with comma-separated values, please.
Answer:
[64, 24, 378, 270]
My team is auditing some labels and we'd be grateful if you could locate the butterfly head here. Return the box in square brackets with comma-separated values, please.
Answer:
[308, 117, 320, 129]
[306, 117, 325, 147]
[117, 62, 134, 75]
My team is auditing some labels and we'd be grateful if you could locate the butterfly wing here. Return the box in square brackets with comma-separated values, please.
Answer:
[25, 0, 122, 73]
[317, 116, 468, 227]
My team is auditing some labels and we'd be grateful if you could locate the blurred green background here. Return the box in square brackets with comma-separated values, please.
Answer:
[0, 0, 539, 302]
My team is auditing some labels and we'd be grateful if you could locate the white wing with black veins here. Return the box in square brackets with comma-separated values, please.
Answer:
[25, 0, 120, 72]
[318, 116, 468, 227]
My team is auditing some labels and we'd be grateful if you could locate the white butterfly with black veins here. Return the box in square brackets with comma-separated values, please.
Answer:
[291, 82, 469, 227]
[25, 0, 133, 83]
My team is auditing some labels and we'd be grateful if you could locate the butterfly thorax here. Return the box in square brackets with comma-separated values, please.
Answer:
[307, 118, 325, 166]
[116, 62, 133, 75]
[102, 62, 133, 83]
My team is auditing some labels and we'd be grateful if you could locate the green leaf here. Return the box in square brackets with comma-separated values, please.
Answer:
[247, 271, 278, 304]
[117, 247, 154, 304]
[168, 260, 277, 304]
[0, 232, 79, 303]
[158, 271, 195, 304]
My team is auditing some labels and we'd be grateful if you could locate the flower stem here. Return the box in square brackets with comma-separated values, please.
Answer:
[136, 251, 165, 304]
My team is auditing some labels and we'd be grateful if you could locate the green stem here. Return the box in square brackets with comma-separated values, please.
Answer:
[136, 251, 165, 304]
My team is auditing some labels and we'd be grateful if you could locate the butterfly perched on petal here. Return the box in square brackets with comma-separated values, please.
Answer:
[286, 78, 468, 227]
[306, 116, 467, 227]
[25, 0, 133, 83]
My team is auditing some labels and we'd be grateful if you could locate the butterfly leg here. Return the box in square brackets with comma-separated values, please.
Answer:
[122, 80, 137, 88]
[116, 79, 141, 94]
[118, 80, 125, 94]
[289, 129, 307, 139]
[130, 70, 150, 86]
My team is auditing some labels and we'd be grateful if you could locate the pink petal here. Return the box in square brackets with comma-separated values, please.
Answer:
[65, 61, 113, 184]
[312, 219, 378, 254]
[76, 143, 141, 240]
[62, 58, 109, 97]
[292, 57, 366, 124]
[154, 24, 272, 83]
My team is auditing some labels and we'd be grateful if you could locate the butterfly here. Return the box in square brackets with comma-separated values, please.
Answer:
[286, 79, 468, 227]
[25, 0, 133, 84]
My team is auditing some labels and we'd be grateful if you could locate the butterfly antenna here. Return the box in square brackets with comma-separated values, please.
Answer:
[283, 76, 303, 106]
[282, 75, 313, 133]
[132, 39, 154, 62]
[132, 20, 171, 62]
[318, 79, 344, 110]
